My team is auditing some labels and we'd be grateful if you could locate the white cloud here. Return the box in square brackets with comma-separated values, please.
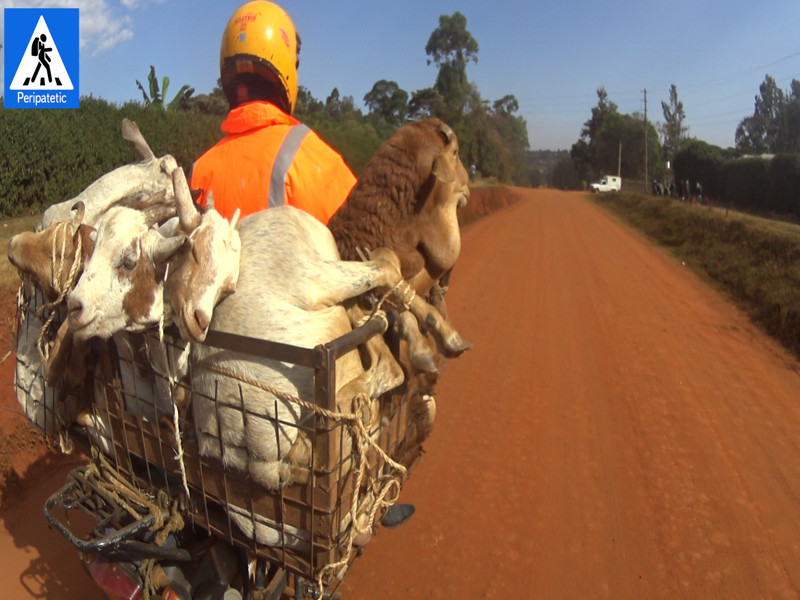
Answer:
[0, 0, 155, 57]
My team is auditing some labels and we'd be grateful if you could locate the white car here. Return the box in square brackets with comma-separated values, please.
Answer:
[589, 175, 621, 193]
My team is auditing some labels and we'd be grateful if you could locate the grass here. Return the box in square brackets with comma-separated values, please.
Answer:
[594, 193, 800, 359]
[0, 215, 39, 291]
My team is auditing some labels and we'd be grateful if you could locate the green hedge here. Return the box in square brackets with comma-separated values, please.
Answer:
[0, 97, 224, 217]
[676, 145, 800, 218]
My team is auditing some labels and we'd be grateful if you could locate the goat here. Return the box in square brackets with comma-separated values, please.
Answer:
[40, 119, 178, 229]
[187, 206, 410, 546]
[8, 201, 95, 302]
[67, 202, 182, 340]
[165, 170, 242, 343]
[327, 118, 472, 374]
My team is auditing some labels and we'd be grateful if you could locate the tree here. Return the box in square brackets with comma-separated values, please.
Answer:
[581, 87, 618, 144]
[425, 12, 479, 122]
[674, 139, 726, 198]
[736, 74, 785, 153]
[550, 155, 580, 190]
[493, 94, 519, 115]
[660, 84, 688, 162]
[136, 65, 194, 111]
[186, 78, 227, 116]
[407, 87, 445, 120]
[572, 87, 662, 181]
[363, 79, 408, 127]
[485, 94, 529, 183]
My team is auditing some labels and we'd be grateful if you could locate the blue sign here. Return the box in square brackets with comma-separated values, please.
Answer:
[4, 8, 79, 109]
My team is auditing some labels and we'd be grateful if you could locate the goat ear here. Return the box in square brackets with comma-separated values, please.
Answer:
[432, 153, 456, 184]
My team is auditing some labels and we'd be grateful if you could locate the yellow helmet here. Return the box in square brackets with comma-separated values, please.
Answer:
[220, 1, 299, 113]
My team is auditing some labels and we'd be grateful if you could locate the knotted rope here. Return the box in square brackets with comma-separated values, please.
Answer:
[36, 222, 83, 363]
[84, 448, 185, 600]
[197, 339, 408, 596]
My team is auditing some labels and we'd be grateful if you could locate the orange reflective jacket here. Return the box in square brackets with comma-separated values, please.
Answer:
[190, 101, 356, 224]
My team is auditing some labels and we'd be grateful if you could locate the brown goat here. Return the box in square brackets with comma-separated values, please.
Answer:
[328, 118, 472, 374]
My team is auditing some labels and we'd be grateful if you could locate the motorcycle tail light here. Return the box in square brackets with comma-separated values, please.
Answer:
[85, 554, 144, 600]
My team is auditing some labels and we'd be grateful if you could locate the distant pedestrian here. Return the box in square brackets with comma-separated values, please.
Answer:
[696, 181, 703, 204]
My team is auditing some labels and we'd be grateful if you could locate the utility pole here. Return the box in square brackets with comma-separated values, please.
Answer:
[644, 88, 648, 190]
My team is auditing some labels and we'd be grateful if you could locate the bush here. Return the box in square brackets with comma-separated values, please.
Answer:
[0, 97, 223, 217]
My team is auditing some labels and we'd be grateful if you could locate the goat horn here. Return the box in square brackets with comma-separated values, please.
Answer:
[121, 118, 156, 162]
[439, 122, 454, 145]
[206, 189, 215, 211]
[173, 168, 202, 232]
[143, 203, 178, 227]
[230, 208, 241, 229]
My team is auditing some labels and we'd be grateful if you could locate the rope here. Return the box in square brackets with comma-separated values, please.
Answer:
[196, 342, 408, 595]
[84, 448, 185, 600]
[36, 222, 83, 364]
[355, 279, 417, 329]
[172, 395, 191, 500]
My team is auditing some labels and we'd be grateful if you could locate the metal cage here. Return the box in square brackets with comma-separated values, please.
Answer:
[16, 277, 434, 594]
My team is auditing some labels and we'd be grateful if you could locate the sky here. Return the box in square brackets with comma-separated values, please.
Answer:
[2, 0, 800, 151]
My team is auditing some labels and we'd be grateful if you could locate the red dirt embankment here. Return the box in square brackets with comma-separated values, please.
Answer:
[4, 188, 800, 599]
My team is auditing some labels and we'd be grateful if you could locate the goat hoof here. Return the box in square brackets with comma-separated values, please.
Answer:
[444, 334, 472, 356]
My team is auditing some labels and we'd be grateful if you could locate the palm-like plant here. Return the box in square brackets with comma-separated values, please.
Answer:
[136, 65, 194, 111]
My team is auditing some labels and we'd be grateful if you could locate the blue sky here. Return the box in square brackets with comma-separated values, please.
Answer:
[2, 0, 800, 151]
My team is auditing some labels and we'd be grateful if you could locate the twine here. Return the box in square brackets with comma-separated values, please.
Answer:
[84, 448, 185, 600]
[36, 222, 83, 364]
[197, 338, 408, 595]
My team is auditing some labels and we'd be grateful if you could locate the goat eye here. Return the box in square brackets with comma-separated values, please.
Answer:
[120, 255, 137, 271]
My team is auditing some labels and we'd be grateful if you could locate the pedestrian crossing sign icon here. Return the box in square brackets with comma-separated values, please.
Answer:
[4, 8, 79, 109]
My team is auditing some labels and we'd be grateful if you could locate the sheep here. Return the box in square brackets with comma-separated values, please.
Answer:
[169, 205, 406, 485]
[327, 118, 472, 374]
[40, 119, 178, 229]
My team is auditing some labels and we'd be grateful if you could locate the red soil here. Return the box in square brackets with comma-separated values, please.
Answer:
[4, 188, 800, 599]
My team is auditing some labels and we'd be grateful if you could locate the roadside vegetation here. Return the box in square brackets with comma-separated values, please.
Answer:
[595, 192, 800, 360]
[0, 11, 542, 219]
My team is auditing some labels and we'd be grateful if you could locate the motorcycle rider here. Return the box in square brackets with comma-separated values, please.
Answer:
[191, 0, 354, 225]
[192, 0, 414, 529]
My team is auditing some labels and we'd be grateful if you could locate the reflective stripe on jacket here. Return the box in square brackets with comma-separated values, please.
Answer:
[190, 101, 356, 224]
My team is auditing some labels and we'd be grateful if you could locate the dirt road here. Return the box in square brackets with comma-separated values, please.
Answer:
[3, 188, 800, 598]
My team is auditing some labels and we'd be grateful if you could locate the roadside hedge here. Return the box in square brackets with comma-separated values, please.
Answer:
[675, 142, 800, 218]
[0, 97, 223, 217]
